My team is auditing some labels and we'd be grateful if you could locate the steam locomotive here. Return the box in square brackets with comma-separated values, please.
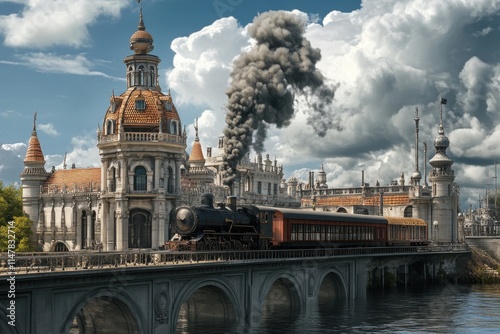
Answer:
[166, 194, 429, 251]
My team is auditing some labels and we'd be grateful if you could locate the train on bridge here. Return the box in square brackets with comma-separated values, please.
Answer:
[166, 194, 430, 251]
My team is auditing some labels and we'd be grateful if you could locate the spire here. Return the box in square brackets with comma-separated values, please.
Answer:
[24, 112, 45, 164]
[429, 96, 453, 168]
[137, 0, 145, 31]
[189, 118, 205, 163]
[32, 111, 37, 135]
[412, 107, 421, 185]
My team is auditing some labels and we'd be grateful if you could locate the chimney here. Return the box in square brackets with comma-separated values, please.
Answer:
[226, 196, 237, 211]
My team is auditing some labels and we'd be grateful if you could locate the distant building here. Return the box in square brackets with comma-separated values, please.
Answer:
[297, 106, 461, 244]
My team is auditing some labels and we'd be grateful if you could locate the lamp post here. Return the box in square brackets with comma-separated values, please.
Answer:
[433, 220, 439, 244]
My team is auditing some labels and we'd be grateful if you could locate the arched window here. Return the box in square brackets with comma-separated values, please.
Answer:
[148, 66, 155, 86]
[128, 209, 151, 248]
[81, 211, 87, 248]
[170, 121, 177, 135]
[106, 120, 114, 135]
[245, 176, 251, 192]
[54, 242, 68, 252]
[134, 166, 147, 191]
[110, 167, 117, 192]
[128, 65, 134, 86]
[138, 65, 145, 86]
[404, 206, 413, 217]
[336, 207, 347, 213]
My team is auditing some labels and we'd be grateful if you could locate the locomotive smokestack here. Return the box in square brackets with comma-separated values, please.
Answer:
[226, 196, 237, 211]
[200, 193, 214, 208]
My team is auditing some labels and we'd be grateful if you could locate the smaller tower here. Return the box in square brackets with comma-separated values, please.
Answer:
[20, 113, 50, 244]
[317, 164, 328, 188]
[411, 107, 422, 186]
[428, 97, 457, 243]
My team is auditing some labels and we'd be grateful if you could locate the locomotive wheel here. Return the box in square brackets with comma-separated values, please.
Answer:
[196, 240, 206, 251]
[232, 240, 243, 250]
[222, 240, 232, 251]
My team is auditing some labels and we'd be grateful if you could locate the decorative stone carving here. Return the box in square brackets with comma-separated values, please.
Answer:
[154, 290, 169, 323]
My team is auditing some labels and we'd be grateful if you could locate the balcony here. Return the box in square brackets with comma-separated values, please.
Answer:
[98, 132, 186, 145]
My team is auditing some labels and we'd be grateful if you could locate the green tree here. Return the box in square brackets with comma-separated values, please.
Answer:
[0, 181, 23, 226]
[0, 216, 33, 252]
[0, 181, 34, 252]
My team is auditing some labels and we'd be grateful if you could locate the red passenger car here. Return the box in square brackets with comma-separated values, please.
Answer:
[257, 207, 389, 248]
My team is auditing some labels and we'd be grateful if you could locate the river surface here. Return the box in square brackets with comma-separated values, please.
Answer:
[176, 284, 500, 333]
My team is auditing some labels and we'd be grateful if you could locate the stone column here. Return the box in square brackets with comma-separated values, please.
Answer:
[101, 159, 108, 193]
[154, 158, 161, 190]
[86, 198, 93, 248]
[101, 200, 108, 250]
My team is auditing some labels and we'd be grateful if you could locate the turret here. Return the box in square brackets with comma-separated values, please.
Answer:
[20, 113, 50, 239]
[428, 97, 457, 243]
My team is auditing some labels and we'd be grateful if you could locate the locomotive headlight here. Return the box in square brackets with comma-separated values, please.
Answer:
[175, 207, 196, 234]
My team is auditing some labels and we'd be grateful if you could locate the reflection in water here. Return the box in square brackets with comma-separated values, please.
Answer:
[177, 285, 500, 334]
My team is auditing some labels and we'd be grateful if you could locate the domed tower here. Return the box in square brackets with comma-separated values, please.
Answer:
[97, 6, 186, 251]
[428, 98, 457, 243]
[20, 113, 50, 242]
[317, 164, 328, 188]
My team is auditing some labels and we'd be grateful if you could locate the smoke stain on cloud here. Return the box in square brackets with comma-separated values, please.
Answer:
[221, 10, 339, 185]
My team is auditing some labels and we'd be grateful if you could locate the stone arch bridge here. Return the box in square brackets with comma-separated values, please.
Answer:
[0, 246, 469, 333]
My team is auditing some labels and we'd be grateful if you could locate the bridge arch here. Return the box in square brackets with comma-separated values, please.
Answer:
[257, 272, 303, 321]
[171, 277, 244, 332]
[61, 288, 145, 334]
[316, 268, 348, 305]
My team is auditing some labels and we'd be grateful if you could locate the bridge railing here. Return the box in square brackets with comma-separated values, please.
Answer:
[0, 244, 470, 276]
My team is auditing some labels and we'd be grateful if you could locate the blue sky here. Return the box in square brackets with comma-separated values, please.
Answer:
[1, 0, 500, 211]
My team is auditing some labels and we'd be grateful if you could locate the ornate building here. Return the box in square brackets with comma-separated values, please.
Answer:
[21, 9, 186, 251]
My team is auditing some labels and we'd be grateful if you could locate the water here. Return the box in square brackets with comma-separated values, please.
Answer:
[177, 284, 500, 333]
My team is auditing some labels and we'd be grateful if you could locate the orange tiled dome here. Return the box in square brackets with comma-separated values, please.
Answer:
[104, 88, 180, 132]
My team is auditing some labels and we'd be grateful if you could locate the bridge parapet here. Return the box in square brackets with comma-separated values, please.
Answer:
[0, 245, 470, 276]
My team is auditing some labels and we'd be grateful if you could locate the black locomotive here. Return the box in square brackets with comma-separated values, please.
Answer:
[167, 194, 267, 251]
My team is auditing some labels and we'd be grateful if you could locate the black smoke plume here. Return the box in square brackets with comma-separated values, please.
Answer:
[222, 11, 337, 185]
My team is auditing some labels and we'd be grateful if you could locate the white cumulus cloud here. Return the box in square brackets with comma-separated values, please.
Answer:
[167, 0, 500, 210]
[0, 0, 129, 48]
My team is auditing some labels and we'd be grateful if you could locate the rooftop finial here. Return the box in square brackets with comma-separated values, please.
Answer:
[194, 118, 199, 141]
[32, 111, 37, 134]
[63, 152, 67, 170]
[439, 96, 447, 134]
[136, 0, 145, 31]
